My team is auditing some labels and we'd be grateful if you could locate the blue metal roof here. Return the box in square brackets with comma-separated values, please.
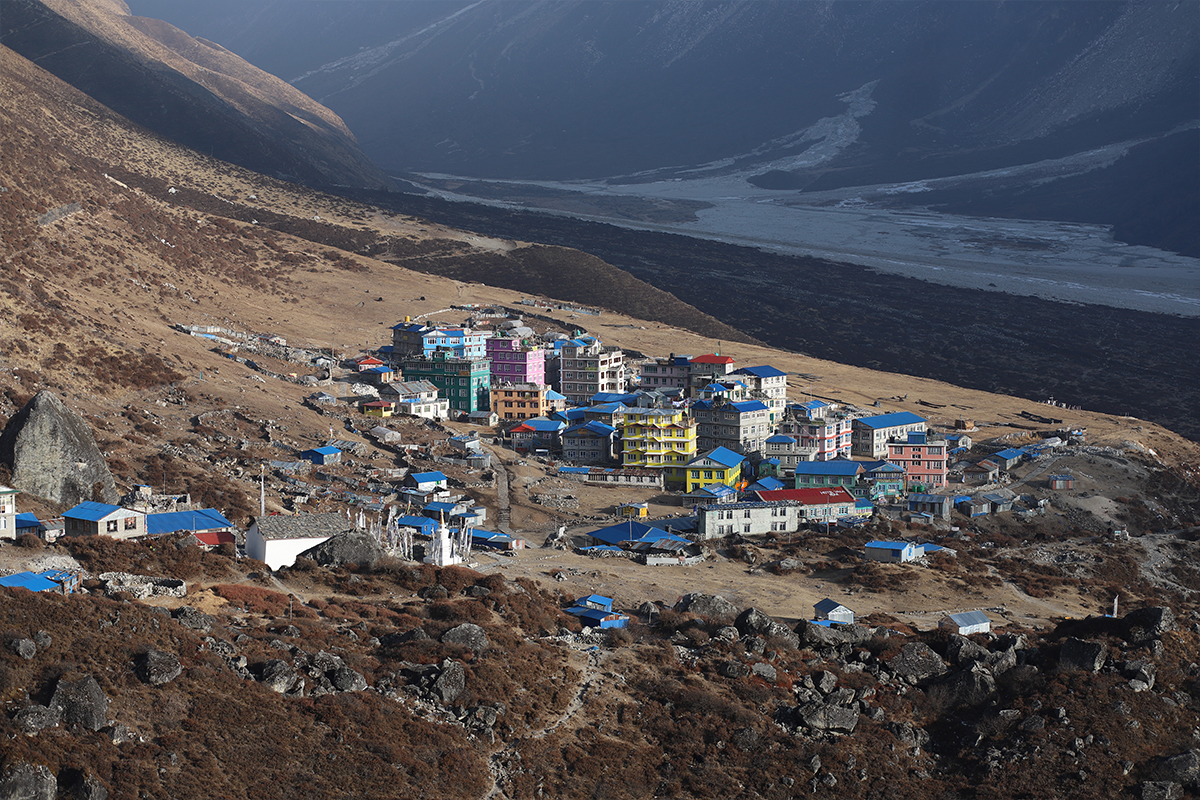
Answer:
[866, 541, 914, 550]
[794, 462, 863, 476]
[62, 501, 122, 522]
[423, 501, 457, 513]
[587, 520, 661, 546]
[735, 365, 787, 378]
[145, 509, 233, 536]
[307, 446, 341, 456]
[564, 421, 617, 437]
[747, 477, 786, 491]
[514, 419, 566, 432]
[993, 448, 1026, 460]
[0, 572, 58, 592]
[728, 400, 768, 413]
[586, 403, 628, 414]
[765, 434, 796, 444]
[411, 471, 447, 483]
[14, 513, 42, 529]
[395, 515, 436, 531]
[545, 389, 566, 401]
[856, 412, 926, 429]
[690, 446, 743, 468]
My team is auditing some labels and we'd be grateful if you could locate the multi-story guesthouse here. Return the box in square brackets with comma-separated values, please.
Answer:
[491, 382, 552, 422]
[691, 398, 772, 456]
[621, 408, 698, 488]
[562, 421, 619, 464]
[851, 411, 927, 459]
[766, 403, 855, 469]
[638, 354, 692, 392]
[887, 431, 948, 490]
[557, 336, 626, 407]
[486, 333, 545, 386]
[687, 354, 736, 393]
[399, 350, 491, 415]
[696, 499, 801, 539]
[731, 365, 788, 422]
[390, 319, 489, 359]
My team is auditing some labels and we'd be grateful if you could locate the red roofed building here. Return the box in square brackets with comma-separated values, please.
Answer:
[192, 531, 237, 550]
[355, 356, 385, 371]
[754, 487, 857, 522]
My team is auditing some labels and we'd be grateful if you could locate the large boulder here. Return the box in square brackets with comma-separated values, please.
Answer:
[258, 660, 301, 694]
[794, 620, 875, 648]
[14, 705, 61, 734]
[887, 643, 948, 682]
[299, 531, 386, 568]
[1149, 750, 1200, 786]
[9, 638, 37, 660]
[675, 593, 737, 619]
[945, 634, 989, 666]
[1123, 607, 1176, 644]
[49, 675, 109, 731]
[441, 623, 489, 652]
[330, 667, 368, 693]
[0, 763, 56, 800]
[797, 702, 859, 734]
[936, 665, 997, 707]
[735, 607, 774, 636]
[431, 660, 466, 704]
[137, 650, 182, 686]
[1059, 638, 1107, 672]
[0, 391, 118, 506]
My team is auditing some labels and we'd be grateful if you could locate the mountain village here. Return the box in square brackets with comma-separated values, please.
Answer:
[2, 302, 1106, 634]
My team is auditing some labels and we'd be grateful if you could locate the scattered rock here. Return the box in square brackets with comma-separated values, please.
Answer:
[49, 675, 109, 731]
[946, 634, 988, 666]
[9, 638, 36, 660]
[718, 661, 750, 679]
[431, 660, 466, 704]
[464, 585, 492, 598]
[258, 660, 301, 694]
[798, 702, 859, 734]
[330, 667, 368, 693]
[888, 643, 948, 682]
[1150, 750, 1200, 786]
[1124, 607, 1176, 644]
[14, 704, 61, 734]
[675, 593, 737, 619]
[812, 670, 838, 695]
[937, 665, 997, 707]
[311, 651, 346, 673]
[441, 623, 489, 652]
[172, 606, 216, 633]
[32, 631, 51, 649]
[0, 762, 56, 800]
[299, 530, 386, 568]
[1059, 638, 1107, 672]
[68, 774, 109, 800]
[1141, 781, 1183, 800]
[137, 650, 182, 686]
[751, 663, 777, 682]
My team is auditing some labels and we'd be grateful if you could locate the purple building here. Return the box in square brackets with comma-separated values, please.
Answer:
[487, 333, 546, 386]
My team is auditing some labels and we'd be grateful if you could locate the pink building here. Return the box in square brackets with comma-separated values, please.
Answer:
[887, 432, 948, 490]
[487, 334, 545, 386]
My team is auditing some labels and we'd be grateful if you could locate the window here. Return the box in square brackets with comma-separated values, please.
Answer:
[106, 520, 118, 532]
[743, 524, 751, 533]
[124, 517, 138, 530]
[743, 510, 751, 518]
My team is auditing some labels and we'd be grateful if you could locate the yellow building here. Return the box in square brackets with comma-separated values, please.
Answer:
[684, 446, 745, 493]
[621, 409, 697, 488]
[491, 382, 551, 422]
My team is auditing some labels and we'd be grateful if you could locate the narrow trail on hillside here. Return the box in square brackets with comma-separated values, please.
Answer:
[481, 643, 604, 800]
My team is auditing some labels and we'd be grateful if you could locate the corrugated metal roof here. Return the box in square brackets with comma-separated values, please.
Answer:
[856, 412, 926, 429]
[62, 501, 124, 522]
[947, 610, 990, 627]
[410, 471, 447, 483]
[253, 513, 352, 541]
[145, 509, 233, 536]
[814, 598, 850, 614]
[794, 462, 863, 476]
[735, 365, 786, 378]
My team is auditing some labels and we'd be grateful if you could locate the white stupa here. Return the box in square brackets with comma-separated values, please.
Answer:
[424, 516, 463, 567]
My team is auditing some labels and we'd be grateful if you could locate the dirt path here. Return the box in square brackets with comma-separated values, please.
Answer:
[482, 641, 602, 800]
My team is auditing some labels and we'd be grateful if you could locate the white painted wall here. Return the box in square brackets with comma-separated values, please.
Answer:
[246, 526, 331, 571]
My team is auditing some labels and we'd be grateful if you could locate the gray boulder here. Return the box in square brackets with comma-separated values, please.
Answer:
[258, 660, 300, 694]
[299, 531, 386, 568]
[138, 650, 182, 686]
[0, 762, 56, 800]
[1150, 750, 1200, 786]
[172, 606, 216, 633]
[798, 702, 859, 734]
[330, 667, 368, 693]
[32, 631, 51, 649]
[69, 774, 108, 800]
[945, 634, 988, 666]
[1141, 782, 1183, 800]
[736, 607, 775, 636]
[441, 623, 489, 652]
[812, 670, 838, 695]
[9, 638, 36, 660]
[717, 661, 750, 679]
[0, 390, 118, 506]
[675, 593, 737, 619]
[50, 675, 109, 731]
[1124, 607, 1176, 644]
[886, 721, 931, 748]
[1060, 638, 1107, 672]
[794, 620, 875, 648]
[751, 663, 777, 682]
[311, 651, 346, 673]
[14, 705, 61, 734]
[888, 643, 948, 682]
[431, 660, 466, 704]
[937, 665, 997, 707]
